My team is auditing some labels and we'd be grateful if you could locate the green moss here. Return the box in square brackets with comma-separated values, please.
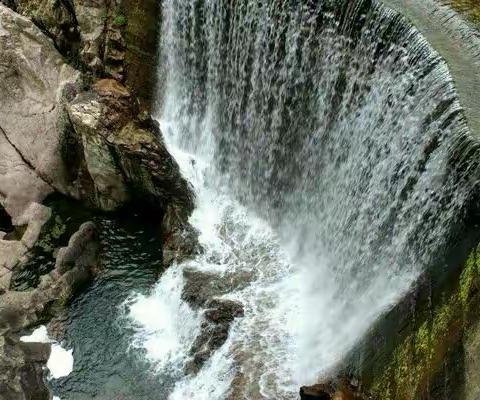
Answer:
[369, 245, 480, 400]
[36, 215, 66, 253]
[460, 245, 480, 308]
[447, 0, 480, 27]
[113, 14, 128, 26]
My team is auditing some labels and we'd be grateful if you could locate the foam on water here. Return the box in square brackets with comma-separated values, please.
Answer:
[127, 266, 200, 373]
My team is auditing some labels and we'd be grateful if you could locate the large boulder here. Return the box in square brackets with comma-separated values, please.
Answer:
[54, 221, 99, 275]
[66, 79, 197, 264]
[0, 4, 80, 218]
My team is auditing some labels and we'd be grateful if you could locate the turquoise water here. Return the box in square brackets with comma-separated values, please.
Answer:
[21, 196, 170, 399]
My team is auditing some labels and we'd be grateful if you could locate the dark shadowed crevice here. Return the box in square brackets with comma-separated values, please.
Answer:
[0, 204, 13, 233]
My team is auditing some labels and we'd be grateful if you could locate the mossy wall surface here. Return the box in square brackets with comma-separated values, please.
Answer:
[123, 0, 161, 111]
[444, 0, 480, 27]
[361, 246, 480, 400]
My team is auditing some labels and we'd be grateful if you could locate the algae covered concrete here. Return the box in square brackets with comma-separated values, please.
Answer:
[123, 0, 161, 111]
[364, 247, 480, 400]
[445, 0, 480, 27]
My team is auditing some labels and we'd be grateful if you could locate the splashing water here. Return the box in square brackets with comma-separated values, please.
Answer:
[127, 0, 478, 398]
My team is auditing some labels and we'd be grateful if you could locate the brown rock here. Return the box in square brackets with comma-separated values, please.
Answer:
[300, 384, 333, 400]
[0, 335, 51, 400]
[54, 221, 99, 275]
[186, 299, 244, 374]
[67, 79, 197, 264]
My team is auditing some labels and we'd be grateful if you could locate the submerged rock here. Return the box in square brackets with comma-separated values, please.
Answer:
[54, 221, 99, 275]
[182, 268, 254, 308]
[186, 298, 244, 374]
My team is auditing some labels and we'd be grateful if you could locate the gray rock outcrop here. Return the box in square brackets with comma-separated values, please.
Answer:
[0, 336, 51, 400]
[0, 4, 80, 218]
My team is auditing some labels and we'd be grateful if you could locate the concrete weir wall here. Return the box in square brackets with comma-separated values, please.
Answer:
[383, 0, 480, 136]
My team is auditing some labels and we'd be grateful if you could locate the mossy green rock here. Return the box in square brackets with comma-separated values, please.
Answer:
[353, 245, 480, 400]
[123, 0, 160, 110]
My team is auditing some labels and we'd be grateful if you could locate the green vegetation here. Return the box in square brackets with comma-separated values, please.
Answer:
[446, 0, 480, 27]
[113, 14, 128, 26]
[369, 246, 480, 400]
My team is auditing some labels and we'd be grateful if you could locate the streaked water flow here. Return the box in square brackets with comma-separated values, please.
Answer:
[127, 0, 477, 398]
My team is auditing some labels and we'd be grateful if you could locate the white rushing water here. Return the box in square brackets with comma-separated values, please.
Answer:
[127, 0, 475, 398]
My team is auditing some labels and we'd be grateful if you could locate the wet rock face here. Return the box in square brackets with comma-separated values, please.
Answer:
[0, 336, 51, 400]
[162, 222, 201, 267]
[123, 0, 160, 108]
[66, 78, 196, 263]
[187, 299, 244, 374]
[0, 220, 100, 400]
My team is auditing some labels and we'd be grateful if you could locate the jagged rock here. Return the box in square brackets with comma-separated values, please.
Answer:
[74, 0, 109, 72]
[186, 299, 244, 374]
[67, 83, 130, 210]
[0, 219, 100, 399]
[0, 220, 100, 329]
[0, 335, 51, 400]
[1, 0, 80, 57]
[0, 203, 51, 291]
[0, 0, 126, 77]
[0, 4, 81, 217]
[66, 78, 196, 263]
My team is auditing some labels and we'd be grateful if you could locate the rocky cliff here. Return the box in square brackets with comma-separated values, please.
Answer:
[0, 0, 195, 397]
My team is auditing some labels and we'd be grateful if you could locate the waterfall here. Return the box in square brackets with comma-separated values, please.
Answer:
[127, 0, 479, 399]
